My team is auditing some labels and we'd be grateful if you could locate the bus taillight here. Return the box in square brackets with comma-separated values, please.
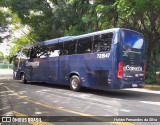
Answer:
[117, 62, 123, 79]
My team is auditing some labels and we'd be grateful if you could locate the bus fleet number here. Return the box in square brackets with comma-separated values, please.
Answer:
[97, 53, 110, 59]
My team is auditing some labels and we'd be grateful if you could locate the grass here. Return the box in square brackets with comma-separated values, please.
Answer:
[144, 84, 160, 91]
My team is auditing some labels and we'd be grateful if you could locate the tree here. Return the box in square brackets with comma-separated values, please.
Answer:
[114, 0, 160, 62]
[0, 8, 10, 43]
[63, 0, 117, 35]
[0, 51, 4, 57]
[4, 0, 66, 42]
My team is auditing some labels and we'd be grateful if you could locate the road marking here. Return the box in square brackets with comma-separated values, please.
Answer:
[140, 101, 160, 106]
[120, 109, 130, 112]
[2, 111, 14, 116]
[4, 86, 136, 125]
[125, 88, 160, 94]
[4, 86, 93, 116]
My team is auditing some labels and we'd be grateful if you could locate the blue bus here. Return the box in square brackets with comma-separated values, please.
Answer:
[12, 28, 146, 91]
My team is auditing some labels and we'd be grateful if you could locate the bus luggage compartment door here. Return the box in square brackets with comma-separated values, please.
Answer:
[95, 70, 108, 85]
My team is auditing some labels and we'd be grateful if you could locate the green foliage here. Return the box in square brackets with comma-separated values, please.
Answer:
[0, 8, 10, 43]
[145, 57, 160, 84]
[0, 51, 4, 57]
[9, 34, 33, 57]
[4, 0, 67, 41]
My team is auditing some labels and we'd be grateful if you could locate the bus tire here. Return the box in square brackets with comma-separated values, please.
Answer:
[21, 73, 27, 84]
[70, 75, 81, 92]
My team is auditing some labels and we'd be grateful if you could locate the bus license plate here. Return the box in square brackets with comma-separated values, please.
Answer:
[132, 84, 137, 87]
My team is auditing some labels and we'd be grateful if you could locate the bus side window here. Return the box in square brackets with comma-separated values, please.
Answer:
[30, 47, 36, 58]
[77, 36, 93, 54]
[93, 33, 113, 52]
[63, 40, 77, 55]
[21, 48, 30, 60]
[30, 47, 38, 58]
[49, 44, 61, 57]
[58, 42, 63, 56]
[30, 46, 47, 58]
[27, 48, 31, 58]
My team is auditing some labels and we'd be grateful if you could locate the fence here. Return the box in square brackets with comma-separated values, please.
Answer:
[0, 64, 13, 69]
[0, 57, 13, 69]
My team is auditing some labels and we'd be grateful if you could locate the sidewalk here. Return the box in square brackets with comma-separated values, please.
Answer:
[0, 69, 13, 75]
[0, 86, 14, 116]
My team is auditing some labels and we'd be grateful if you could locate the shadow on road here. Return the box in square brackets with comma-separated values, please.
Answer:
[20, 81, 160, 102]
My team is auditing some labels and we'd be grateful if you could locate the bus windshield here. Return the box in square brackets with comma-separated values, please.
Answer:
[121, 29, 144, 49]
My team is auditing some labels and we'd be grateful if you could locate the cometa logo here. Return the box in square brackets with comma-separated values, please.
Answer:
[125, 65, 142, 71]
[26, 61, 40, 67]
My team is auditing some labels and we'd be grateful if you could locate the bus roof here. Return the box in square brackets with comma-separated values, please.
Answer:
[32, 36, 74, 47]
[73, 28, 119, 40]
[27, 28, 123, 47]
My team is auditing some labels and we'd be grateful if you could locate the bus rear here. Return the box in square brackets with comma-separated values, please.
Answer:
[116, 29, 145, 88]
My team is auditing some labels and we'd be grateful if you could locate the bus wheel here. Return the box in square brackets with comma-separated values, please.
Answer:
[21, 73, 27, 84]
[70, 75, 81, 92]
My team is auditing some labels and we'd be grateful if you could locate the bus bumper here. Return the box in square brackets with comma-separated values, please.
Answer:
[117, 80, 145, 89]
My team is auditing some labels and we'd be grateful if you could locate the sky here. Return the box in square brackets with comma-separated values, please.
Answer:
[0, 41, 10, 56]
[0, 25, 29, 56]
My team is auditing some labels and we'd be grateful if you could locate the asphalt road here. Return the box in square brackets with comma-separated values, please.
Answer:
[0, 71, 160, 125]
